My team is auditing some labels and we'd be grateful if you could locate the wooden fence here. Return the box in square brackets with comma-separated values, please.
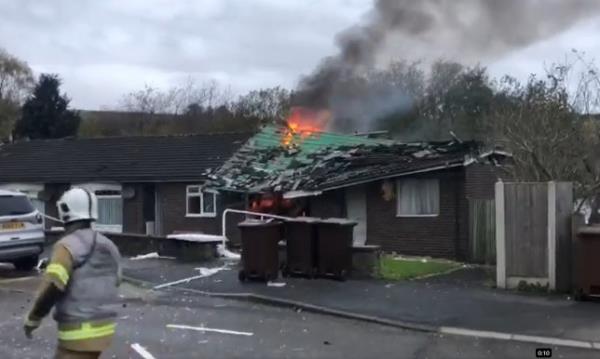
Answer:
[469, 199, 496, 264]
[496, 182, 573, 291]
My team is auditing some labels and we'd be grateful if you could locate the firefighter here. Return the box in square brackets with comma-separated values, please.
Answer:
[24, 188, 122, 359]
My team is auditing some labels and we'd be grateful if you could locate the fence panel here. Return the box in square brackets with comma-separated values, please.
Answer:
[469, 199, 496, 264]
[504, 183, 548, 277]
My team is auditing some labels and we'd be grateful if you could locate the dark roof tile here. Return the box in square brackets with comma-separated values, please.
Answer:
[0, 133, 252, 183]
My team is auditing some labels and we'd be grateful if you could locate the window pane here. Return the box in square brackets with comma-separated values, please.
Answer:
[397, 179, 439, 215]
[188, 196, 201, 214]
[202, 193, 215, 214]
[187, 186, 200, 194]
[97, 197, 123, 225]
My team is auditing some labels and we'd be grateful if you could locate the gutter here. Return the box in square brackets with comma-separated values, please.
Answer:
[314, 162, 465, 194]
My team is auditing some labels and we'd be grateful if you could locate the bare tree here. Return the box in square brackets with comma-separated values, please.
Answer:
[233, 86, 291, 122]
[0, 48, 34, 140]
[486, 53, 600, 218]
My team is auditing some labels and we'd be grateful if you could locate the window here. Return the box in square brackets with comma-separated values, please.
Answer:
[76, 184, 123, 233]
[186, 185, 217, 217]
[396, 179, 439, 216]
[96, 192, 123, 226]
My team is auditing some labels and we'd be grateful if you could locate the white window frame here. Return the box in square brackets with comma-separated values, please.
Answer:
[75, 183, 123, 233]
[186, 185, 217, 218]
[396, 178, 440, 218]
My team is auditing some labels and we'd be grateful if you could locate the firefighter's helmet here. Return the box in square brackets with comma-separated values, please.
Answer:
[57, 188, 98, 224]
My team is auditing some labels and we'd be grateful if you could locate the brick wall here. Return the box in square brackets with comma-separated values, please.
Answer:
[366, 169, 468, 260]
[465, 163, 505, 200]
[308, 190, 345, 218]
[157, 183, 245, 239]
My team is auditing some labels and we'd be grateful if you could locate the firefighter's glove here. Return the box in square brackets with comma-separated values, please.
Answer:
[24, 317, 41, 339]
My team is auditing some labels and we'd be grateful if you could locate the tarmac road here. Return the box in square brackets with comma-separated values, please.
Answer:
[0, 266, 595, 359]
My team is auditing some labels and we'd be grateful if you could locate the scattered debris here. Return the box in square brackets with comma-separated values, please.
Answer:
[167, 324, 254, 336]
[195, 266, 230, 277]
[153, 265, 229, 290]
[131, 343, 156, 359]
[217, 244, 241, 260]
[267, 281, 286, 287]
[130, 252, 175, 261]
[208, 125, 491, 194]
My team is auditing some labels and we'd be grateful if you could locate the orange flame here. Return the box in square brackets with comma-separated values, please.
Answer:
[281, 107, 331, 147]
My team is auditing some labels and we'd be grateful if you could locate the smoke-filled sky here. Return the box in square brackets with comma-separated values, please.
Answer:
[1, 0, 599, 110]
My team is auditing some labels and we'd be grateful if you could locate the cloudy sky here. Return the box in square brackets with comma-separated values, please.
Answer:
[1, 0, 599, 110]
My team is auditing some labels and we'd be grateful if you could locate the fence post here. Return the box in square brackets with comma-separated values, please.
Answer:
[547, 181, 557, 291]
[495, 181, 506, 289]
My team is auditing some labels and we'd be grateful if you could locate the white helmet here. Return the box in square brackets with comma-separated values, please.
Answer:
[57, 187, 98, 224]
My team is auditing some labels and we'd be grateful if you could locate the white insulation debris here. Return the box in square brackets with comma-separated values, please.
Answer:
[131, 343, 156, 359]
[130, 252, 175, 261]
[167, 324, 254, 336]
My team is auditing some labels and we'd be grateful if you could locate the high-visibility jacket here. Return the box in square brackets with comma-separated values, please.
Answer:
[33, 228, 122, 352]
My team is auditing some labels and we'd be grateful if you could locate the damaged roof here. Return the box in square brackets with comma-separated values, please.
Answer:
[210, 125, 498, 193]
[0, 133, 251, 183]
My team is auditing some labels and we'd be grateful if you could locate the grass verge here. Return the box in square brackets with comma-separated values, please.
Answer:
[378, 256, 461, 280]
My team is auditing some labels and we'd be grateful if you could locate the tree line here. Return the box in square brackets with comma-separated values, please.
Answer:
[2, 47, 600, 212]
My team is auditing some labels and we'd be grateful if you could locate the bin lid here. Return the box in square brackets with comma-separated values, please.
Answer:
[577, 225, 600, 237]
[238, 219, 282, 227]
[320, 218, 358, 226]
[167, 233, 225, 243]
[285, 216, 320, 223]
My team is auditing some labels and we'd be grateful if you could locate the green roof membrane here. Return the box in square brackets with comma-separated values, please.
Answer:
[211, 125, 484, 193]
[246, 125, 392, 173]
[253, 125, 391, 152]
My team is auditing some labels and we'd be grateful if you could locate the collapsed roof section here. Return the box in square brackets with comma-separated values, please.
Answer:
[208, 125, 504, 195]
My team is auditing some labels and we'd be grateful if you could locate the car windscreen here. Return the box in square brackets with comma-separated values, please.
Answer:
[0, 195, 35, 216]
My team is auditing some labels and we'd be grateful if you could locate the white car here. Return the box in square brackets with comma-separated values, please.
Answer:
[0, 190, 45, 271]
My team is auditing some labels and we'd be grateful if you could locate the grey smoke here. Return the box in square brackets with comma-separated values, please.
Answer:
[294, 0, 600, 132]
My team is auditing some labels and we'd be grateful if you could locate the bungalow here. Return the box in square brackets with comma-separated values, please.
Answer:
[208, 125, 510, 261]
[0, 133, 251, 236]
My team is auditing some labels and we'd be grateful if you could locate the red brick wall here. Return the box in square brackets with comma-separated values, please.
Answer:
[366, 169, 468, 260]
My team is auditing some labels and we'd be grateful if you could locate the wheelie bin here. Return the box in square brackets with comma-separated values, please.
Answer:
[238, 219, 282, 282]
[282, 217, 319, 278]
[573, 225, 600, 300]
[315, 218, 356, 281]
